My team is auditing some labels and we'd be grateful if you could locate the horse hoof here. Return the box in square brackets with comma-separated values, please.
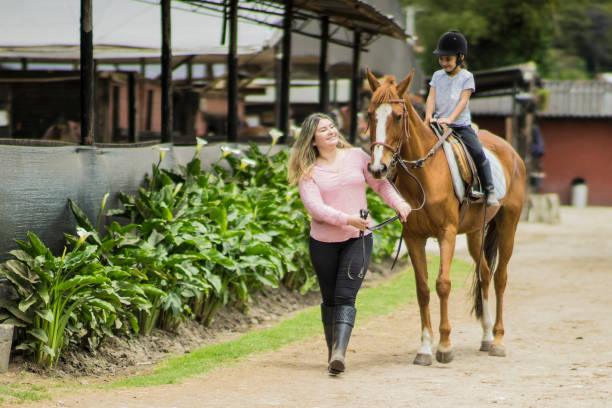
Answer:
[413, 353, 433, 366]
[436, 349, 454, 364]
[488, 345, 506, 357]
[480, 341, 492, 352]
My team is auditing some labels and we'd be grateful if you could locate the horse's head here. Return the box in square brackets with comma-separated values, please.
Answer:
[366, 68, 414, 179]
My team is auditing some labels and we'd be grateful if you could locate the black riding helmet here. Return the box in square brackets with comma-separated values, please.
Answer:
[433, 30, 468, 71]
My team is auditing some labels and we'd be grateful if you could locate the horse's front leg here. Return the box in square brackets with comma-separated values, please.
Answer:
[404, 234, 433, 366]
[436, 228, 457, 363]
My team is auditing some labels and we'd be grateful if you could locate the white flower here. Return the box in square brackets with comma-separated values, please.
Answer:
[154, 146, 171, 162]
[290, 125, 301, 139]
[76, 227, 90, 245]
[269, 128, 283, 146]
[240, 158, 257, 169]
[220, 145, 242, 158]
[195, 137, 208, 154]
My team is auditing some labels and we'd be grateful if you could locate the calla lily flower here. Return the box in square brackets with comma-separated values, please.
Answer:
[269, 128, 283, 146]
[240, 158, 257, 169]
[220, 145, 242, 158]
[154, 146, 171, 162]
[195, 137, 208, 154]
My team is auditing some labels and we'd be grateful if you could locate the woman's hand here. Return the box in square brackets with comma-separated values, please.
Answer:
[397, 202, 412, 222]
[347, 214, 370, 231]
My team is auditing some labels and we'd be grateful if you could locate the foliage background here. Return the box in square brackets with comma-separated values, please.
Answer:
[401, 0, 612, 79]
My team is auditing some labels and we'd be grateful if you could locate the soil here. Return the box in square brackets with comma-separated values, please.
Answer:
[9, 207, 612, 407]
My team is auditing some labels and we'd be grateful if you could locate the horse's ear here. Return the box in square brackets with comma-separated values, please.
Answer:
[397, 70, 415, 97]
[366, 68, 380, 92]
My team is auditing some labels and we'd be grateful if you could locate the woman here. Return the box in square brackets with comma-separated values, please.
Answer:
[288, 113, 411, 375]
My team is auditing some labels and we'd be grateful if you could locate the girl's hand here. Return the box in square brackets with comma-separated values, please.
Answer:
[397, 202, 412, 222]
[347, 214, 370, 231]
[436, 117, 452, 125]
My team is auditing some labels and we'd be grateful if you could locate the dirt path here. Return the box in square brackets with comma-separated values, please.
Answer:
[21, 207, 612, 407]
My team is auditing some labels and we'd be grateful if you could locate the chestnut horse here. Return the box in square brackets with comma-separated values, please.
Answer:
[365, 69, 526, 365]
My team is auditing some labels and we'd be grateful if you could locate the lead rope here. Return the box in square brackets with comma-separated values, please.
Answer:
[347, 208, 370, 280]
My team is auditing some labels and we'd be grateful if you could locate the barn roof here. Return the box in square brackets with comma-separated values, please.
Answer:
[470, 80, 612, 118]
[0, 0, 408, 64]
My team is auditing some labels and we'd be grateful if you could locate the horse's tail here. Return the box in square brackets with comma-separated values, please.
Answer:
[471, 209, 500, 319]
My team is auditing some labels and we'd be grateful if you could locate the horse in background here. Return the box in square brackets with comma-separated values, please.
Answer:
[365, 69, 525, 365]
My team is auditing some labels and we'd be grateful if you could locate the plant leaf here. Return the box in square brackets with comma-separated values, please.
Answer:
[27, 328, 48, 343]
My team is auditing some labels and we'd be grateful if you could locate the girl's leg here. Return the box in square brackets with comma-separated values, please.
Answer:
[454, 126, 499, 206]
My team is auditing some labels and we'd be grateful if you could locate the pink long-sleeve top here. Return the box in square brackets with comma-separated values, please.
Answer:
[298, 148, 407, 242]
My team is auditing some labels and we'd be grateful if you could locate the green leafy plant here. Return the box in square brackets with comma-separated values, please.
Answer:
[0, 232, 119, 368]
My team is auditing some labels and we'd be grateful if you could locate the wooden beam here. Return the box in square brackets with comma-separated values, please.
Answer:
[80, 0, 95, 145]
[318, 16, 330, 114]
[227, 0, 238, 142]
[349, 30, 361, 144]
[279, 0, 293, 144]
[161, 0, 173, 143]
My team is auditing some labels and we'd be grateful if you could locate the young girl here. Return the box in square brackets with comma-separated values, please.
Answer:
[288, 113, 411, 375]
[425, 30, 499, 207]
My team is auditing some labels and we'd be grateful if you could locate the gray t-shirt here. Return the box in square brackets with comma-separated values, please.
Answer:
[429, 69, 475, 127]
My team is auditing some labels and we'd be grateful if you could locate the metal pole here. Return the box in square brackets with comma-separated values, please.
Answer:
[227, 0, 238, 142]
[279, 0, 293, 144]
[349, 30, 361, 144]
[161, 0, 173, 143]
[128, 72, 136, 143]
[80, 0, 94, 145]
[318, 16, 330, 114]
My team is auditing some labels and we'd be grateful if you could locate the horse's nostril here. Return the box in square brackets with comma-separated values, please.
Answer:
[382, 164, 388, 173]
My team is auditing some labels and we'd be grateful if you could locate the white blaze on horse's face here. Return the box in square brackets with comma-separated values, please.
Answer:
[371, 103, 393, 172]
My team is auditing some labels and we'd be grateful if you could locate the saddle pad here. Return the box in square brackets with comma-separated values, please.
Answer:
[442, 142, 507, 201]
[484, 147, 506, 200]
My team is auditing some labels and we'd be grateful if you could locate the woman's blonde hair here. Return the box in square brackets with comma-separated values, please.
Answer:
[287, 113, 351, 186]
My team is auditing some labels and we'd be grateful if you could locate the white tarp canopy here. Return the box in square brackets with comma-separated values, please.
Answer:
[0, 0, 280, 62]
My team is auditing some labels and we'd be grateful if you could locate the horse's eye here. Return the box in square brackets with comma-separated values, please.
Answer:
[396, 114, 402, 121]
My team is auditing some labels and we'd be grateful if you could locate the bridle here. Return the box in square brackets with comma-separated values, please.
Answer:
[368, 98, 429, 217]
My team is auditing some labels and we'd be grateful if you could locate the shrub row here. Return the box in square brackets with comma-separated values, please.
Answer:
[0, 142, 401, 368]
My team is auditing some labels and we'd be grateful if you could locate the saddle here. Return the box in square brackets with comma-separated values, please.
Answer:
[430, 122, 484, 203]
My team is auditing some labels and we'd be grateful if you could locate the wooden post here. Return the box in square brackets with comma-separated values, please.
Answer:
[227, 0, 238, 142]
[80, 0, 94, 145]
[128, 72, 136, 143]
[279, 0, 293, 143]
[318, 16, 330, 114]
[349, 30, 361, 144]
[161, 0, 173, 143]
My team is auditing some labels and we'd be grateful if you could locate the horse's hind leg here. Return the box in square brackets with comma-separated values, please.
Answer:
[488, 206, 521, 357]
[466, 230, 494, 352]
[404, 234, 434, 366]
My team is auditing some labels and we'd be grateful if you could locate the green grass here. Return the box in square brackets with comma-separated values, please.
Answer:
[106, 256, 473, 388]
[0, 383, 49, 405]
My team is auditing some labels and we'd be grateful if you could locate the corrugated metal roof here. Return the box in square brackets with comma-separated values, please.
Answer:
[470, 80, 612, 118]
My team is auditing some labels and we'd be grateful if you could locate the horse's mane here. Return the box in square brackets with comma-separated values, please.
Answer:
[371, 76, 402, 105]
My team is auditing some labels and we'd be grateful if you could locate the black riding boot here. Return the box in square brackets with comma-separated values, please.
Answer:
[321, 304, 335, 362]
[328, 305, 356, 375]
[478, 159, 500, 207]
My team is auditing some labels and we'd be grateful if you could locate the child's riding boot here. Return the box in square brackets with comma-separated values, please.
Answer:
[479, 159, 500, 207]
[328, 305, 356, 375]
[321, 304, 335, 362]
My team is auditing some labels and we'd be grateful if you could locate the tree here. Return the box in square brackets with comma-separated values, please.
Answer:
[403, 0, 554, 75]
[402, 0, 612, 78]
[552, 0, 612, 76]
